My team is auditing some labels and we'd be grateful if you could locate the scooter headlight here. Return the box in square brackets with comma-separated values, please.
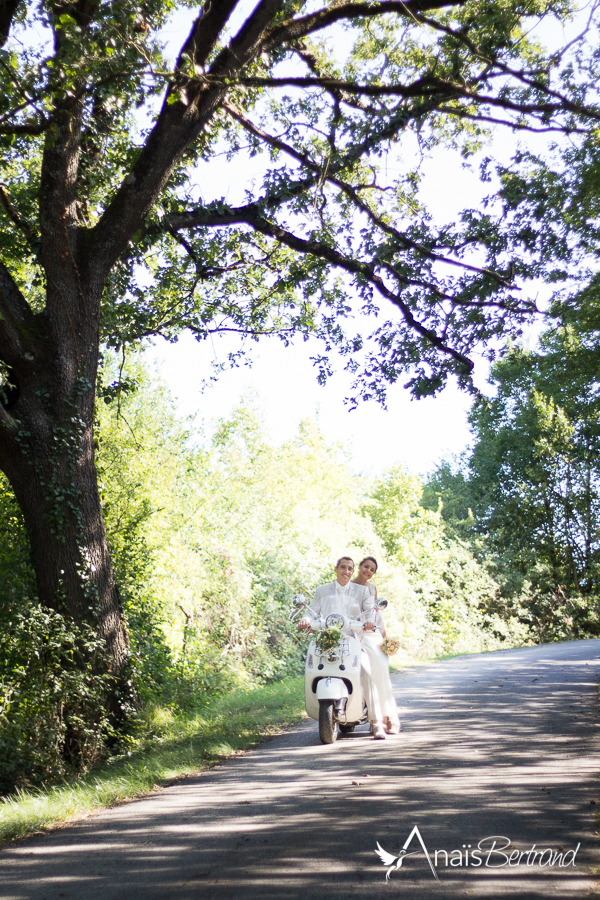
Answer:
[326, 613, 344, 629]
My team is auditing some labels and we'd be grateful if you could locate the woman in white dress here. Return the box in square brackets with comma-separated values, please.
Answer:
[352, 557, 401, 734]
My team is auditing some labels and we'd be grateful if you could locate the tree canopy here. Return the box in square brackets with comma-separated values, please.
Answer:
[1, 0, 599, 402]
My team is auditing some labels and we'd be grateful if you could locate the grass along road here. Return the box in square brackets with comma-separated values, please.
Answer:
[0, 678, 305, 844]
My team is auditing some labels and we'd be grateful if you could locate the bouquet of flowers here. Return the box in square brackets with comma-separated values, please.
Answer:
[381, 637, 400, 656]
[314, 627, 342, 654]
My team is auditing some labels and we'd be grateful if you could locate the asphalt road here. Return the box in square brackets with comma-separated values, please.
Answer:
[2, 639, 600, 899]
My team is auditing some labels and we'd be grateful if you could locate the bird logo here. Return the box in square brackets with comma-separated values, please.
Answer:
[375, 825, 440, 881]
[375, 843, 418, 881]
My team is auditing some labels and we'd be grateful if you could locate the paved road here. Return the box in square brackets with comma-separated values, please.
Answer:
[2, 639, 600, 899]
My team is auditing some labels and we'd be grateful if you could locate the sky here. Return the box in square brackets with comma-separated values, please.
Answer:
[146, 4, 574, 477]
[146, 144, 519, 476]
[147, 331, 476, 477]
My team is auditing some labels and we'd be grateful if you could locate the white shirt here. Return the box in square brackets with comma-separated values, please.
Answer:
[301, 580, 373, 628]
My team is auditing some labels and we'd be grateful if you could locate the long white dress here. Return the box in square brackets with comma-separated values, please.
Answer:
[359, 583, 400, 727]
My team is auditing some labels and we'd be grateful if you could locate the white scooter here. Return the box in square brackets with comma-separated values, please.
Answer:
[290, 594, 388, 744]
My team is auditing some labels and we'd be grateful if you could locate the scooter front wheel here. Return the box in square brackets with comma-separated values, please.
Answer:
[318, 700, 339, 744]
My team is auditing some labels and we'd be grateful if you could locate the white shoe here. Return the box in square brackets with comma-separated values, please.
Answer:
[371, 720, 386, 740]
[384, 717, 401, 735]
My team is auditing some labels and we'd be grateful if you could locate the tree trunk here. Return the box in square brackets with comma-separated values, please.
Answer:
[0, 287, 131, 721]
[0, 0, 289, 742]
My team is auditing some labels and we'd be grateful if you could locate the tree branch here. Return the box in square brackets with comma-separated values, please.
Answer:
[229, 73, 600, 124]
[0, 0, 22, 48]
[88, 0, 284, 283]
[0, 119, 49, 135]
[224, 103, 516, 289]
[433, 106, 589, 134]
[262, 0, 468, 52]
[411, 10, 600, 122]
[175, 0, 240, 72]
[167, 205, 475, 373]
[230, 74, 460, 96]
[0, 184, 39, 247]
[0, 259, 36, 366]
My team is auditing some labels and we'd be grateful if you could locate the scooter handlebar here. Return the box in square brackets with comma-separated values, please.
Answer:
[305, 614, 370, 635]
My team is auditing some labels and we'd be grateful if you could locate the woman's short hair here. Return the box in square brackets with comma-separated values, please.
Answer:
[358, 556, 378, 571]
[335, 556, 354, 569]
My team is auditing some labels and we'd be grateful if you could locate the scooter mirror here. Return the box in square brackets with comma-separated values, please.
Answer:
[292, 595, 307, 608]
[376, 598, 388, 610]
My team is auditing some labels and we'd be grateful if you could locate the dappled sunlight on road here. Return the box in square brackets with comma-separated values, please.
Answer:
[1, 641, 599, 900]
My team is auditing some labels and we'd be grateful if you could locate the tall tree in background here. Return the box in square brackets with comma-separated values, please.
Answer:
[468, 354, 592, 586]
[425, 288, 600, 641]
[0, 0, 599, 715]
[467, 292, 600, 587]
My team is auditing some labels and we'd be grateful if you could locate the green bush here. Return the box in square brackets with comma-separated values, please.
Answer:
[0, 606, 114, 794]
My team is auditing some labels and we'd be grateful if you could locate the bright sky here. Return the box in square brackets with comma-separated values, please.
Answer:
[147, 331, 476, 477]
[147, 5, 573, 477]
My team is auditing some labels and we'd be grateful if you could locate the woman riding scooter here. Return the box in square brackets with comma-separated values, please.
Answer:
[352, 556, 401, 735]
